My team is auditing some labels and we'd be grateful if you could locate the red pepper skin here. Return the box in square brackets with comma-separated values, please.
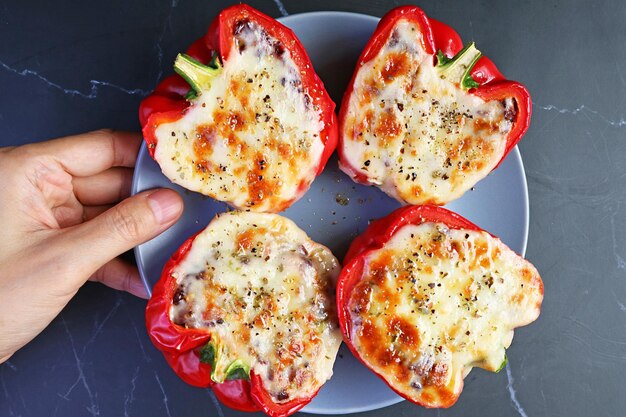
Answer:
[146, 225, 322, 416]
[336, 205, 484, 408]
[145, 230, 260, 412]
[249, 373, 317, 417]
[139, 4, 337, 178]
[338, 5, 532, 186]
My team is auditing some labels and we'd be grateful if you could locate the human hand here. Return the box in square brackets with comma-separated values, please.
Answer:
[0, 130, 184, 362]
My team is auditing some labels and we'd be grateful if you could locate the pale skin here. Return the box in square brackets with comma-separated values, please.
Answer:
[0, 129, 184, 363]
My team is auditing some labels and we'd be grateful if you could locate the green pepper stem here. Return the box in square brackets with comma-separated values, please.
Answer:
[495, 354, 508, 373]
[436, 42, 482, 90]
[200, 341, 250, 383]
[225, 359, 251, 381]
[174, 53, 222, 95]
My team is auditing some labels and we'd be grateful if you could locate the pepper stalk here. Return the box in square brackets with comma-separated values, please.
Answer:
[436, 42, 482, 90]
[495, 354, 508, 373]
[174, 53, 222, 99]
[200, 341, 251, 383]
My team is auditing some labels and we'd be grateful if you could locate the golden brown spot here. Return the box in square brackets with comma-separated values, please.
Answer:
[247, 162, 275, 207]
[423, 361, 449, 387]
[361, 76, 381, 104]
[239, 325, 251, 344]
[434, 386, 457, 406]
[195, 159, 211, 174]
[215, 110, 246, 132]
[193, 124, 216, 163]
[201, 302, 225, 323]
[511, 293, 525, 304]
[380, 53, 409, 83]
[277, 142, 292, 159]
[228, 77, 253, 109]
[358, 109, 375, 135]
[289, 340, 304, 356]
[276, 346, 295, 368]
[451, 241, 462, 255]
[365, 251, 400, 307]
[472, 241, 489, 269]
[235, 228, 257, 251]
[421, 390, 435, 404]
[388, 316, 420, 347]
[253, 309, 271, 328]
[411, 185, 423, 198]
[376, 111, 402, 140]
[473, 117, 500, 133]
[420, 382, 457, 407]
[352, 282, 372, 314]
[368, 251, 393, 286]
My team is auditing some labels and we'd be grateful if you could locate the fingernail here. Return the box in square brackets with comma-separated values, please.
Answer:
[147, 189, 182, 224]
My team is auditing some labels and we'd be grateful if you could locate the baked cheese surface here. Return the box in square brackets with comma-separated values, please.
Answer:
[340, 19, 516, 205]
[170, 212, 341, 404]
[155, 19, 324, 212]
[347, 222, 543, 407]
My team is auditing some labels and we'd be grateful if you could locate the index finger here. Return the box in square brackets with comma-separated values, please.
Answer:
[35, 129, 143, 176]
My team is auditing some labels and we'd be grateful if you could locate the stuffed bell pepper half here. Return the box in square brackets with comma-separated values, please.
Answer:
[140, 4, 337, 212]
[336, 205, 543, 407]
[338, 6, 532, 205]
[146, 211, 342, 417]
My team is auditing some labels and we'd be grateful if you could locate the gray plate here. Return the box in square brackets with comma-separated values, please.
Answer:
[132, 11, 529, 415]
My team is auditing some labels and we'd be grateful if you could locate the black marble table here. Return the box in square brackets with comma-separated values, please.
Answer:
[1, 1, 625, 416]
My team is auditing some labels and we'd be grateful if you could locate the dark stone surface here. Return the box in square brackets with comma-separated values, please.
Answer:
[1, 0, 625, 416]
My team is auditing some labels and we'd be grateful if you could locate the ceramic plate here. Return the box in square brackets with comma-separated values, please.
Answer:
[132, 11, 529, 414]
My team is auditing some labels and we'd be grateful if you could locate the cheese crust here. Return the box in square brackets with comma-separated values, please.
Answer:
[155, 19, 325, 212]
[170, 212, 341, 404]
[340, 20, 515, 205]
[347, 222, 543, 407]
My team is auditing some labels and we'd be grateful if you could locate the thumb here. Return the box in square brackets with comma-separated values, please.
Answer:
[63, 188, 183, 275]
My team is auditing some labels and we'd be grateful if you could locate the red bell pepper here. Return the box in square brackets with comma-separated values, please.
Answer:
[145, 230, 316, 416]
[337, 6, 532, 203]
[336, 205, 544, 408]
[138, 4, 337, 212]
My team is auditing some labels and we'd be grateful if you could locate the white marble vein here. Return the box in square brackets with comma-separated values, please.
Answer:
[131, 320, 152, 363]
[537, 103, 626, 128]
[206, 389, 226, 417]
[153, 0, 178, 83]
[153, 371, 172, 417]
[0, 374, 20, 417]
[609, 215, 626, 271]
[272, 0, 289, 16]
[82, 297, 123, 355]
[59, 318, 100, 416]
[506, 363, 529, 417]
[123, 366, 140, 417]
[0, 60, 149, 99]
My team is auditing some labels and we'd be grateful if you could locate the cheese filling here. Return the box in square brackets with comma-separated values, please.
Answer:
[347, 223, 543, 406]
[341, 20, 516, 205]
[154, 19, 324, 212]
[170, 212, 341, 404]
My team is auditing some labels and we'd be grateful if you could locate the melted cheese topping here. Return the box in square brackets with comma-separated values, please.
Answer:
[347, 223, 543, 407]
[155, 19, 324, 212]
[340, 20, 516, 205]
[170, 212, 341, 404]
